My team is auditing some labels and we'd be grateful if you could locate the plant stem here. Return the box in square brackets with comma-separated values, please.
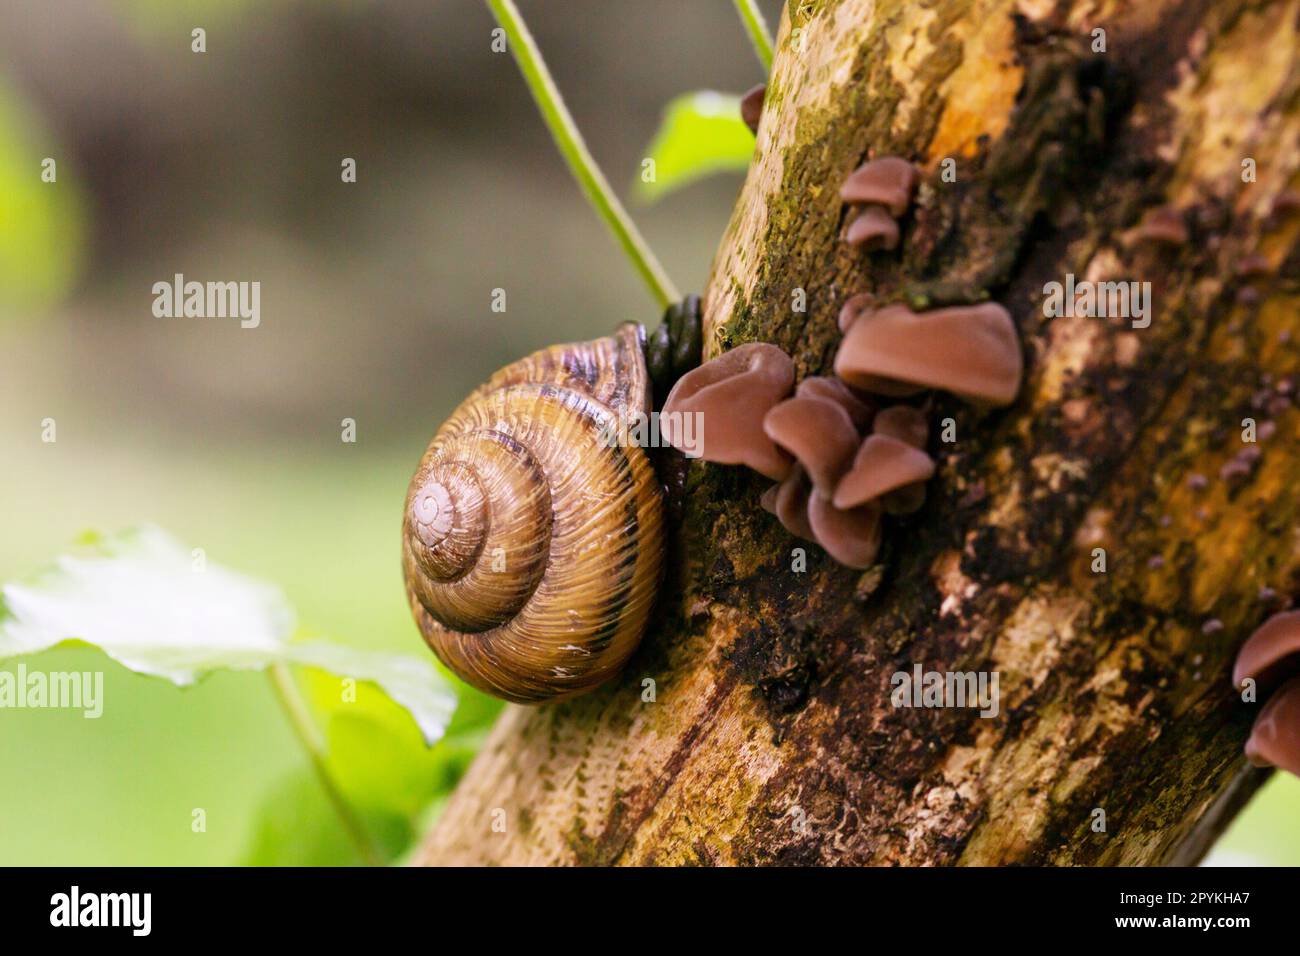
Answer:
[486, 0, 680, 309]
[731, 0, 774, 71]
[267, 663, 383, 867]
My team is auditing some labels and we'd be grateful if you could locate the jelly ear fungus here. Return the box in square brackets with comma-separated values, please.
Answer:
[1233, 611, 1300, 776]
[660, 342, 795, 481]
[834, 302, 1023, 407]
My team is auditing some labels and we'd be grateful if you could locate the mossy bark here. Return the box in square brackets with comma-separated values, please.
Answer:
[418, 0, 1300, 865]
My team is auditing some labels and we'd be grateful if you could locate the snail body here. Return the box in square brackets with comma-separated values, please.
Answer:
[403, 311, 699, 704]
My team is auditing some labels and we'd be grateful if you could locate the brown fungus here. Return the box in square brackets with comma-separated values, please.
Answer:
[1233, 611, 1300, 777]
[661, 342, 795, 480]
[871, 404, 929, 448]
[762, 395, 860, 497]
[807, 496, 883, 569]
[1270, 190, 1300, 219]
[1233, 610, 1300, 694]
[845, 205, 900, 251]
[834, 302, 1023, 406]
[1235, 253, 1272, 278]
[838, 292, 877, 334]
[868, 405, 932, 514]
[1132, 205, 1189, 245]
[740, 84, 765, 135]
[1245, 677, 1300, 775]
[795, 376, 874, 432]
[840, 157, 919, 217]
[832, 434, 935, 512]
[762, 465, 815, 541]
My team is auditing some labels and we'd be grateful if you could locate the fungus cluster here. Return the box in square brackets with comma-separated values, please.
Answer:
[840, 157, 919, 252]
[762, 397, 934, 567]
[1234, 610, 1300, 777]
[662, 354, 936, 568]
[661, 155, 1024, 570]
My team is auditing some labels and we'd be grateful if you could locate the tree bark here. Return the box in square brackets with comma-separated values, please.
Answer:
[418, 0, 1300, 865]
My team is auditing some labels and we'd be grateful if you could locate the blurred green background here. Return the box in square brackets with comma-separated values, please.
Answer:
[0, 0, 1294, 865]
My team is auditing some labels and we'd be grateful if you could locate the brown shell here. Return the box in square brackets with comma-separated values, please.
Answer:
[402, 324, 665, 704]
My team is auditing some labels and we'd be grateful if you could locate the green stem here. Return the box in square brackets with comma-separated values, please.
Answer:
[731, 0, 774, 71]
[486, 0, 680, 309]
[267, 663, 383, 867]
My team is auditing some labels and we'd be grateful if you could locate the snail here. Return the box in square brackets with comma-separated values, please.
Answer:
[402, 297, 702, 704]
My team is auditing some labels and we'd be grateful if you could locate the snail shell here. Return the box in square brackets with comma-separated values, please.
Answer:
[402, 323, 665, 703]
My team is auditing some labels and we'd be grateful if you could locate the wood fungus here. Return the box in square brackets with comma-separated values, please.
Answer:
[1235, 253, 1272, 278]
[662, 342, 796, 480]
[840, 157, 919, 217]
[763, 395, 860, 496]
[840, 157, 917, 253]
[838, 291, 877, 334]
[795, 375, 874, 432]
[740, 84, 765, 135]
[1271, 190, 1300, 217]
[872, 404, 929, 448]
[1233, 611, 1300, 777]
[837, 408, 930, 520]
[760, 465, 815, 541]
[1132, 205, 1189, 245]
[834, 302, 1023, 407]
[762, 391, 915, 566]
[845, 205, 900, 251]
[657, 152, 1023, 574]
[833, 434, 935, 514]
[807, 495, 883, 569]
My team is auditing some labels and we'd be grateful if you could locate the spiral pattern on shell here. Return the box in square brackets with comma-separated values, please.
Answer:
[402, 324, 665, 703]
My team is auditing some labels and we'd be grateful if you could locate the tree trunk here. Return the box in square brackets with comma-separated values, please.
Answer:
[418, 0, 1300, 865]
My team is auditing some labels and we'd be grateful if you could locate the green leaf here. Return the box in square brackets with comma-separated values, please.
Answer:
[241, 768, 412, 867]
[635, 91, 756, 203]
[0, 525, 456, 744]
[240, 673, 486, 865]
[303, 669, 486, 819]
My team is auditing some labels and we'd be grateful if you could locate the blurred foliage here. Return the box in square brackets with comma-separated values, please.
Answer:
[0, 525, 473, 866]
[242, 669, 496, 865]
[117, 0, 263, 37]
[635, 91, 755, 203]
[0, 78, 83, 316]
[0, 525, 456, 743]
[242, 768, 409, 867]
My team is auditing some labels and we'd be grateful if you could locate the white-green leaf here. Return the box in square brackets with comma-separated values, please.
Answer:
[0, 526, 455, 744]
[635, 91, 755, 203]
